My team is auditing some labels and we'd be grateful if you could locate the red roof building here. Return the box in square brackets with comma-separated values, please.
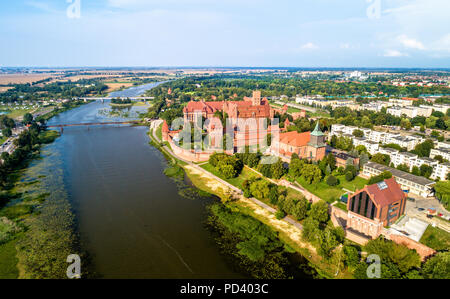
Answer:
[272, 122, 326, 162]
[346, 177, 407, 238]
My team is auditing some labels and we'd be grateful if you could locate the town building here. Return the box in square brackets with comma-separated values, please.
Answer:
[430, 147, 450, 161]
[353, 137, 380, 155]
[431, 162, 450, 181]
[362, 162, 435, 198]
[332, 150, 360, 168]
[346, 177, 407, 238]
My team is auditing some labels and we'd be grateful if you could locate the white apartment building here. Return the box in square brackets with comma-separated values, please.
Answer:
[431, 163, 450, 181]
[386, 106, 403, 117]
[430, 147, 450, 161]
[353, 137, 380, 155]
[437, 142, 450, 150]
[389, 98, 415, 107]
[432, 104, 450, 114]
[363, 162, 435, 198]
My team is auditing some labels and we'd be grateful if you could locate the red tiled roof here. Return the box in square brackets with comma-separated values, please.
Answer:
[365, 177, 405, 208]
[279, 131, 311, 147]
[162, 120, 169, 133]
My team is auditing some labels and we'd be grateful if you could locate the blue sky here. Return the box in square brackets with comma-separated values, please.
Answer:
[0, 0, 449, 68]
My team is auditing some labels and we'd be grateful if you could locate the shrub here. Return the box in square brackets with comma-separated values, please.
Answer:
[345, 171, 354, 182]
[326, 175, 339, 186]
[275, 210, 286, 220]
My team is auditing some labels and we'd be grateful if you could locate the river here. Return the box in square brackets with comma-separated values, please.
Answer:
[39, 85, 244, 278]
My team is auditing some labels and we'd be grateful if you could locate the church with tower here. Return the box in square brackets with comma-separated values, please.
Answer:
[272, 122, 327, 162]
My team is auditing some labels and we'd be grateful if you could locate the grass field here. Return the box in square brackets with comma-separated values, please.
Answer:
[296, 175, 368, 203]
[156, 123, 163, 141]
[0, 239, 19, 279]
[420, 225, 450, 251]
[201, 163, 261, 190]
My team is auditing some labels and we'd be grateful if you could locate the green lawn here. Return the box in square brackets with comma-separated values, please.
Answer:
[156, 123, 162, 141]
[296, 176, 345, 203]
[295, 173, 368, 203]
[0, 239, 19, 279]
[336, 175, 368, 192]
[420, 225, 450, 251]
[335, 202, 348, 212]
[201, 163, 261, 190]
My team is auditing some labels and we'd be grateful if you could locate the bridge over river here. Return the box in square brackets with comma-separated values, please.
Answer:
[48, 121, 142, 132]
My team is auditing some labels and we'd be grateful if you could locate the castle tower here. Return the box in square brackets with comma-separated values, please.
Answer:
[252, 91, 261, 106]
[162, 120, 169, 141]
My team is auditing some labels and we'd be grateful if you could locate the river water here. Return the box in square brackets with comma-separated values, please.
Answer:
[40, 85, 244, 278]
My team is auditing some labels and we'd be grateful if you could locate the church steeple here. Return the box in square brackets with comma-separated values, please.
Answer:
[308, 120, 326, 148]
[311, 121, 324, 137]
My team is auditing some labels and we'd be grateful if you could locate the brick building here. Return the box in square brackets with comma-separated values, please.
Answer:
[346, 177, 407, 238]
[272, 122, 327, 162]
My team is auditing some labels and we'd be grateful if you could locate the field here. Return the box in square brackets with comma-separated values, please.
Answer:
[420, 225, 450, 251]
[0, 74, 58, 85]
[201, 163, 260, 190]
[104, 82, 134, 92]
[296, 174, 368, 203]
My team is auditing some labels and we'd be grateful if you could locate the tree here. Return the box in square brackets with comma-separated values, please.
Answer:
[302, 217, 320, 242]
[352, 129, 364, 137]
[271, 159, 286, 180]
[326, 175, 339, 186]
[359, 152, 369, 168]
[396, 164, 410, 172]
[411, 166, 421, 176]
[419, 164, 433, 179]
[292, 197, 309, 221]
[326, 153, 336, 170]
[434, 181, 450, 211]
[371, 153, 390, 166]
[289, 158, 305, 178]
[2, 128, 12, 138]
[23, 113, 33, 125]
[302, 164, 323, 185]
[308, 201, 329, 224]
[422, 252, 450, 279]
[343, 245, 360, 268]
[368, 171, 392, 185]
[412, 139, 434, 157]
[355, 145, 368, 154]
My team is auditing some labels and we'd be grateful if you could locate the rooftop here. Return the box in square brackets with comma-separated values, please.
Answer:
[364, 162, 436, 187]
[365, 177, 405, 208]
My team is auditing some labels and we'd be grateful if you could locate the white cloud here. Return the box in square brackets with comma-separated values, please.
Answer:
[383, 49, 409, 57]
[430, 34, 450, 52]
[397, 34, 425, 50]
[300, 42, 318, 50]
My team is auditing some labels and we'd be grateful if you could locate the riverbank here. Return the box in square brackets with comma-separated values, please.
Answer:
[147, 122, 351, 279]
[0, 103, 90, 279]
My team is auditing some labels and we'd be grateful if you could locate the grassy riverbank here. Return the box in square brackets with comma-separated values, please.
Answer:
[0, 103, 89, 279]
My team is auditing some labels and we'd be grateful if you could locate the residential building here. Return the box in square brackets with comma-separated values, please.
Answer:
[431, 162, 450, 181]
[430, 147, 450, 161]
[346, 177, 407, 238]
[362, 162, 435, 198]
[353, 137, 379, 155]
